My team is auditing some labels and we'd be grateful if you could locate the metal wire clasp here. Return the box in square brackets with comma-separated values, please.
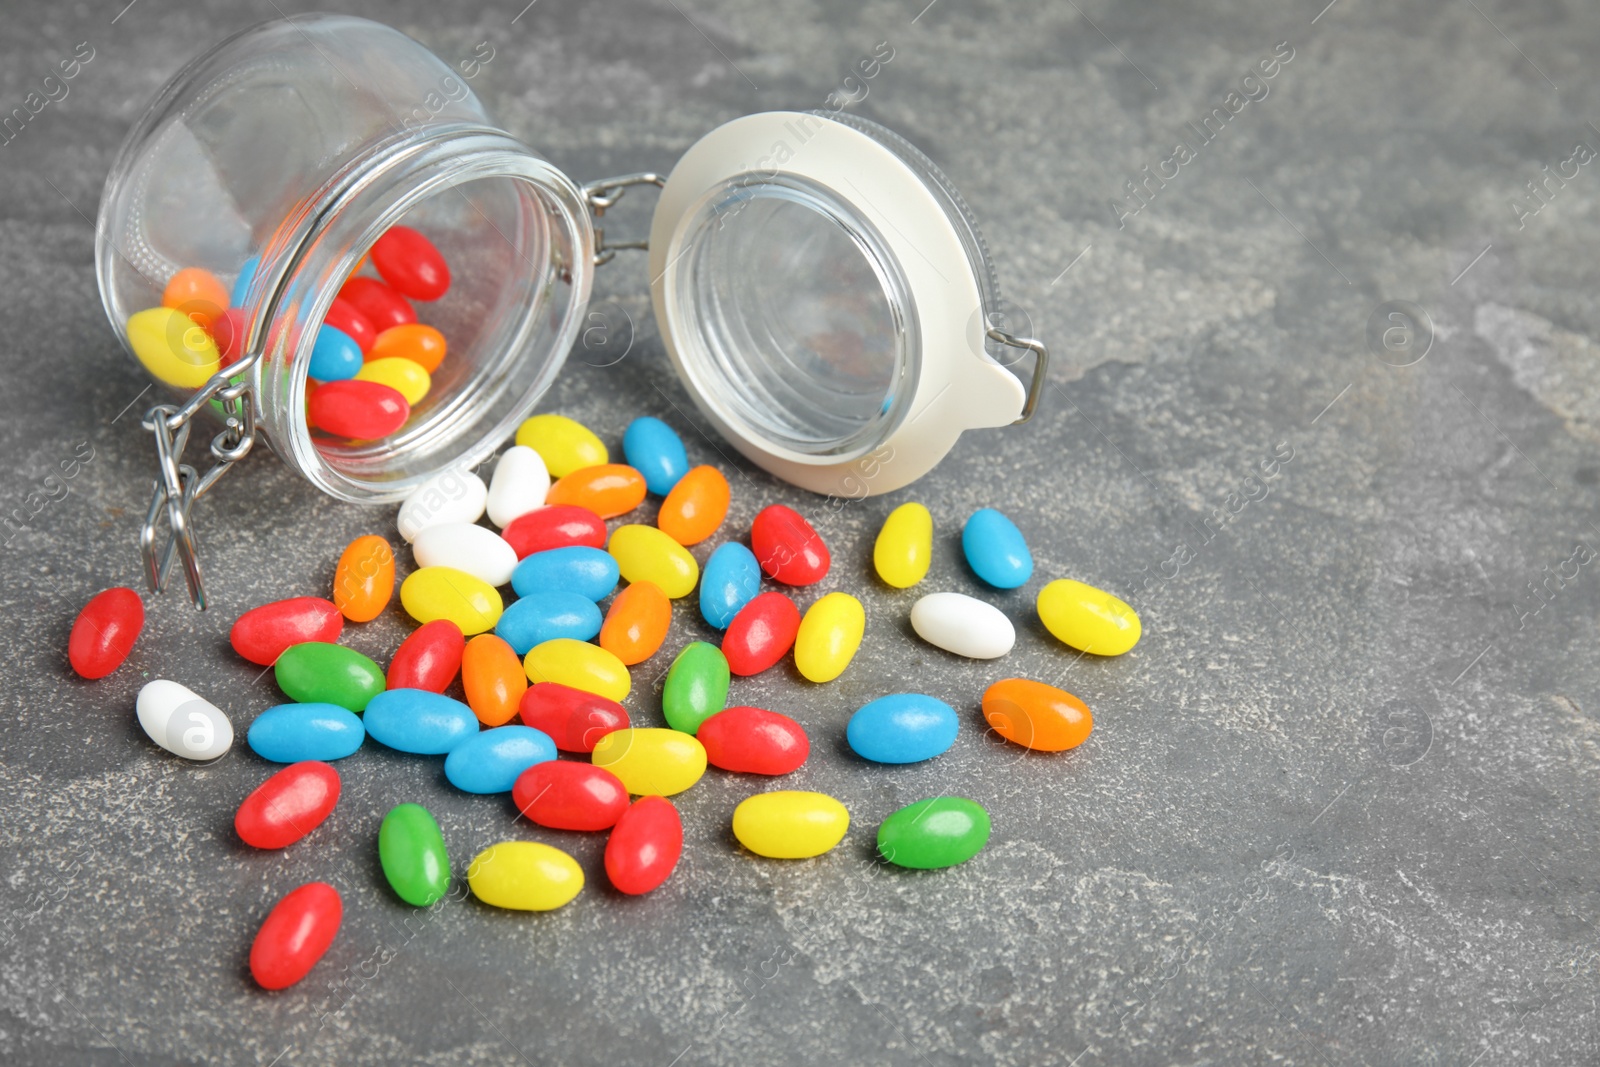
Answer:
[581, 172, 665, 266]
[985, 327, 1049, 424]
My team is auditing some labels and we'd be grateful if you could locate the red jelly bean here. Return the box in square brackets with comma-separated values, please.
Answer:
[249, 881, 342, 990]
[68, 587, 145, 680]
[387, 619, 465, 692]
[323, 296, 377, 353]
[697, 706, 810, 775]
[722, 592, 801, 676]
[370, 225, 451, 302]
[338, 277, 416, 332]
[230, 597, 343, 666]
[518, 682, 629, 752]
[308, 380, 409, 439]
[605, 796, 683, 895]
[750, 504, 830, 585]
[235, 761, 341, 849]
[500, 505, 608, 559]
[212, 307, 248, 367]
[513, 761, 629, 831]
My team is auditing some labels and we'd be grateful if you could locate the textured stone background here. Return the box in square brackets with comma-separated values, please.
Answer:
[4, 0, 1600, 1064]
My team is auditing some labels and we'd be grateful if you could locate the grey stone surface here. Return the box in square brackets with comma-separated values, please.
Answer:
[4, 0, 1600, 1063]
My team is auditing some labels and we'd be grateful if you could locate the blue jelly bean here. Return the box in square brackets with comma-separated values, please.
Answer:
[495, 592, 603, 655]
[247, 702, 365, 763]
[511, 546, 619, 602]
[622, 416, 690, 495]
[443, 725, 556, 794]
[846, 694, 959, 764]
[961, 507, 1033, 590]
[231, 255, 259, 307]
[700, 542, 761, 629]
[308, 324, 362, 381]
[363, 689, 478, 755]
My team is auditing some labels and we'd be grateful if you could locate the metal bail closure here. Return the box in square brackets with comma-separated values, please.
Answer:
[986, 327, 1050, 425]
[581, 172, 665, 266]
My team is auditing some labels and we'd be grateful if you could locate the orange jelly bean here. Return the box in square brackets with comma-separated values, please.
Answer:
[162, 267, 230, 329]
[332, 534, 395, 623]
[657, 465, 730, 546]
[546, 464, 646, 519]
[462, 634, 528, 727]
[981, 678, 1093, 752]
[599, 581, 671, 665]
[368, 323, 447, 373]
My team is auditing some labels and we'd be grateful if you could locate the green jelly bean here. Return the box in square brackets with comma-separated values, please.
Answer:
[274, 641, 385, 712]
[379, 803, 451, 907]
[662, 641, 729, 735]
[876, 797, 991, 870]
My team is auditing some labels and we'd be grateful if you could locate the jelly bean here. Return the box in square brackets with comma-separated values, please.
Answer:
[699, 542, 761, 629]
[212, 306, 247, 366]
[910, 592, 1015, 659]
[468, 841, 583, 911]
[721, 592, 800, 677]
[462, 634, 527, 727]
[523, 638, 630, 702]
[605, 796, 683, 895]
[847, 694, 959, 764]
[793, 592, 865, 683]
[379, 803, 451, 907]
[598, 581, 670, 665]
[354, 356, 430, 404]
[413, 522, 518, 588]
[1036, 578, 1141, 656]
[500, 505, 606, 558]
[515, 413, 608, 477]
[750, 504, 830, 585]
[443, 725, 556, 794]
[962, 507, 1033, 590]
[235, 761, 340, 849]
[877, 797, 991, 870]
[387, 619, 464, 692]
[510, 546, 618, 602]
[496, 592, 603, 655]
[137, 679, 233, 760]
[364, 688, 478, 754]
[332, 535, 395, 623]
[250, 882, 342, 990]
[697, 706, 809, 775]
[982, 678, 1093, 751]
[622, 417, 689, 495]
[230, 255, 259, 307]
[546, 464, 647, 519]
[874, 502, 933, 589]
[370, 225, 451, 301]
[324, 296, 377, 353]
[731, 792, 849, 859]
[513, 761, 629, 831]
[591, 727, 707, 796]
[275, 642, 385, 712]
[248, 703, 364, 763]
[68, 587, 144, 679]
[161, 267, 229, 328]
[657, 465, 730, 547]
[369, 323, 446, 373]
[518, 682, 629, 753]
[126, 305, 220, 389]
[608, 524, 699, 599]
[662, 641, 729, 734]
[486, 445, 550, 528]
[339, 276, 415, 332]
[399, 566, 503, 634]
[397, 466, 487, 542]
[308, 324, 363, 381]
[309, 379, 409, 438]
[230, 596, 344, 666]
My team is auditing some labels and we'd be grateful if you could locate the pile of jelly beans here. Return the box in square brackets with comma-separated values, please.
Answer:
[69, 413, 1141, 991]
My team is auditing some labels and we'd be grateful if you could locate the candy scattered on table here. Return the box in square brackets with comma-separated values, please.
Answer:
[137, 679, 233, 760]
[250, 882, 342, 990]
[733, 791, 850, 859]
[68, 587, 144, 679]
[235, 761, 341, 849]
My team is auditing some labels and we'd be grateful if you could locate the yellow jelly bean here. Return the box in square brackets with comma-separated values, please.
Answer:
[515, 414, 608, 478]
[732, 791, 849, 859]
[873, 502, 932, 589]
[467, 841, 584, 911]
[524, 638, 630, 701]
[126, 306, 221, 389]
[591, 727, 706, 796]
[399, 566, 503, 635]
[793, 592, 865, 683]
[355, 356, 430, 405]
[608, 524, 699, 600]
[1036, 578, 1141, 656]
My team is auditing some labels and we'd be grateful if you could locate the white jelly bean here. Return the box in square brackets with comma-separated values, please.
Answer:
[909, 592, 1016, 659]
[136, 679, 233, 760]
[486, 445, 550, 528]
[413, 523, 519, 588]
[397, 467, 488, 542]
